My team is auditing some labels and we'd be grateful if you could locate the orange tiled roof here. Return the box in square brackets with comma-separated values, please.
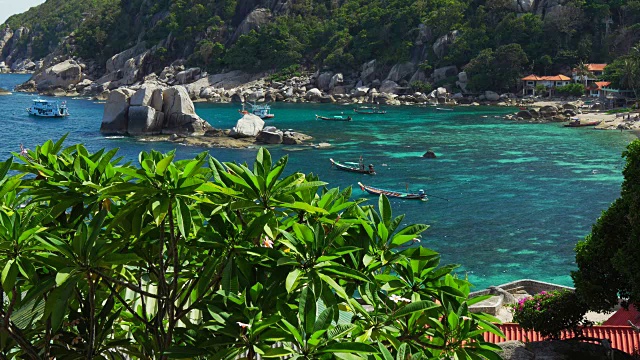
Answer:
[483, 323, 640, 354]
[521, 74, 543, 81]
[540, 75, 571, 81]
[588, 64, 607, 71]
[522, 74, 571, 81]
[595, 81, 611, 90]
[604, 305, 640, 327]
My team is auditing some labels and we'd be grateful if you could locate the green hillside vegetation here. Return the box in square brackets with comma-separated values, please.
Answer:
[4, 0, 640, 91]
[3, 0, 118, 60]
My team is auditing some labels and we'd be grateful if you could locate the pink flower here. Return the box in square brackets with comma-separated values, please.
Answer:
[19, 144, 28, 156]
[262, 236, 273, 248]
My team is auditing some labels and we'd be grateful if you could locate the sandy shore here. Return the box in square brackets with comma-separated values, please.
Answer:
[528, 100, 640, 131]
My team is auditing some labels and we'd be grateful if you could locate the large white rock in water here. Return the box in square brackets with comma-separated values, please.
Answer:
[128, 106, 164, 135]
[484, 91, 500, 101]
[100, 88, 135, 135]
[162, 86, 211, 135]
[230, 114, 265, 138]
[32, 60, 82, 91]
[130, 85, 158, 107]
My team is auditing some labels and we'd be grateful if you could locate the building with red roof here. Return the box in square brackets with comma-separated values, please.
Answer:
[604, 305, 640, 327]
[521, 74, 572, 96]
[483, 323, 640, 355]
[572, 63, 608, 86]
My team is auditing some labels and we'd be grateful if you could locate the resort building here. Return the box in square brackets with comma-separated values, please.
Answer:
[572, 63, 607, 85]
[587, 81, 611, 97]
[521, 74, 572, 96]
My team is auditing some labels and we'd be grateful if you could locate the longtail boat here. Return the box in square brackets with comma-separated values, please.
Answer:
[564, 120, 601, 127]
[330, 159, 376, 175]
[358, 182, 427, 201]
[316, 114, 352, 121]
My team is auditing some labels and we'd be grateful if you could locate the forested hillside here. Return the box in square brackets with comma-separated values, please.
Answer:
[2, 0, 640, 91]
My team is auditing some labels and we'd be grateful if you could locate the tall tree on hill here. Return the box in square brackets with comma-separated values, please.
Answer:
[573, 139, 640, 311]
[575, 60, 594, 87]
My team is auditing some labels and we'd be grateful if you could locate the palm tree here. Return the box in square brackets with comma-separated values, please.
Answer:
[575, 60, 594, 87]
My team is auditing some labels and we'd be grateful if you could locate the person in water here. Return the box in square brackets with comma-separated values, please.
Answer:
[368, 164, 375, 173]
[359, 155, 364, 170]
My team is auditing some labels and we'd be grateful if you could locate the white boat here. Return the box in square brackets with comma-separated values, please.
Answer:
[26, 99, 69, 117]
[239, 102, 274, 119]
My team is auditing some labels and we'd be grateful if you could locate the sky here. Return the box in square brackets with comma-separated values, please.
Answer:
[0, 0, 45, 24]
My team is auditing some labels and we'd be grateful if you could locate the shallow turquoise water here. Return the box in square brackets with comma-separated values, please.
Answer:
[1, 74, 635, 290]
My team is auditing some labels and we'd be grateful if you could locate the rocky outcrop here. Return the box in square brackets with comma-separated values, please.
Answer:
[360, 60, 377, 83]
[510, 0, 535, 12]
[101, 85, 211, 136]
[433, 66, 458, 83]
[101, 88, 135, 135]
[256, 129, 283, 144]
[230, 8, 272, 43]
[386, 62, 416, 83]
[230, 114, 264, 138]
[317, 72, 333, 91]
[433, 30, 460, 59]
[484, 91, 500, 102]
[423, 150, 437, 158]
[27, 60, 82, 91]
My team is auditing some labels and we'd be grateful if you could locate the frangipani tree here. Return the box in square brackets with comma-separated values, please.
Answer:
[0, 137, 503, 359]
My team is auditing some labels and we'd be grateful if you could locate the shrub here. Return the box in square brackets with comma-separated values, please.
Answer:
[556, 83, 586, 97]
[511, 290, 590, 339]
[410, 80, 433, 94]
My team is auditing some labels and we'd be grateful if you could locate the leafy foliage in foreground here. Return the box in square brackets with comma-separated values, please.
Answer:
[573, 139, 640, 312]
[0, 136, 502, 359]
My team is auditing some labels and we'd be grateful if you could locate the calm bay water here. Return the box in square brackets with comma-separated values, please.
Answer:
[1, 73, 635, 290]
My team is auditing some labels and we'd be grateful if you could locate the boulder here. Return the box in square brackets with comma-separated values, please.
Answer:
[128, 106, 164, 135]
[130, 85, 158, 107]
[539, 105, 558, 116]
[360, 60, 377, 83]
[317, 72, 333, 91]
[100, 88, 135, 135]
[432, 66, 458, 83]
[319, 95, 336, 103]
[256, 130, 284, 144]
[484, 91, 500, 101]
[283, 131, 312, 145]
[246, 90, 265, 102]
[305, 88, 323, 102]
[437, 87, 448, 98]
[380, 80, 400, 94]
[162, 86, 212, 135]
[230, 114, 265, 138]
[106, 43, 147, 74]
[386, 62, 416, 82]
[354, 86, 369, 97]
[231, 93, 245, 103]
[516, 110, 534, 119]
[175, 68, 201, 84]
[329, 73, 343, 90]
[510, 0, 535, 12]
[422, 150, 437, 158]
[32, 60, 83, 91]
[562, 103, 577, 110]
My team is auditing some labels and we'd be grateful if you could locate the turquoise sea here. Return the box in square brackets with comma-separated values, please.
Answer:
[1, 73, 635, 290]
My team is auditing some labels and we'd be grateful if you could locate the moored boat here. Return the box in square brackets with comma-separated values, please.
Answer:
[354, 106, 386, 114]
[564, 119, 601, 127]
[316, 114, 352, 121]
[358, 182, 427, 201]
[239, 102, 275, 119]
[436, 107, 453, 111]
[330, 158, 376, 175]
[26, 99, 69, 118]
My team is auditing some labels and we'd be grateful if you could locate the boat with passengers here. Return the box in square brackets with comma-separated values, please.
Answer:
[26, 99, 69, 118]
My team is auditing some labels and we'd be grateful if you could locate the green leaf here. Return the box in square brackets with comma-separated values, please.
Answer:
[286, 269, 302, 293]
[378, 343, 394, 360]
[280, 202, 329, 214]
[299, 287, 316, 336]
[261, 347, 294, 358]
[379, 194, 392, 226]
[1, 259, 18, 292]
[156, 153, 175, 176]
[393, 301, 438, 318]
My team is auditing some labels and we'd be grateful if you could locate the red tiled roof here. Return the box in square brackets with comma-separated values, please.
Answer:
[595, 81, 611, 90]
[483, 323, 640, 354]
[604, 305, 640, 327]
